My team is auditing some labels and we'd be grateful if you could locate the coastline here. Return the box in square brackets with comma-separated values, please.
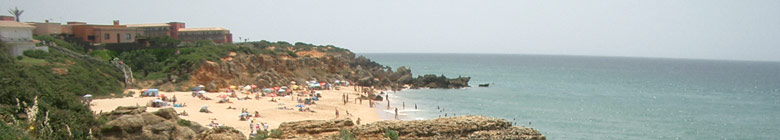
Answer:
[91, 87, 384, 137]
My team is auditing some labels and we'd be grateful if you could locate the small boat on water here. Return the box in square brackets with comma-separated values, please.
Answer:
[478, 83, 489, 87]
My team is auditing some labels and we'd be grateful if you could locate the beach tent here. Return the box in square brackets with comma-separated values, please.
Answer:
[262, 88, 272, 93]
[144, 89, 159, 97]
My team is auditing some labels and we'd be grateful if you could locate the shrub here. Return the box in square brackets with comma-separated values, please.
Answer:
[269, 129, 283, 138]
[340, 129, 356, 140]
[251, 130, 270, 140]
[177, 119, 192, 126]
[23, 50, 49, 59]
[385, 129, 399, 140]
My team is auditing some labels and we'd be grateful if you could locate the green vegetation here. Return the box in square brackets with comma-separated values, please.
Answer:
[340, 129, 356, 140]
[0, 39, 124, 139]
[177, 119, 192, 126]
[23, 50, 49, 59]
[35, 35, 87, 54]
[385, 129, 399, 140]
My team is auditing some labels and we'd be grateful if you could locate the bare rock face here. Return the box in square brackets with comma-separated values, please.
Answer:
[277, 118, 354, 138]
[99, 106, 206, 140]
[194, 126, 246, 140]
[184, 51, 469, 92]
[271, 115, 545, 140]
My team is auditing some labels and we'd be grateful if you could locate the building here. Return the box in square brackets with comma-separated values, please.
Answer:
[126, 22, 186, 39]
[178, 27, 232, 43]
[0, 20, 48, 57]
[30, 20, 63, 36]
[69, 20, 143, 44]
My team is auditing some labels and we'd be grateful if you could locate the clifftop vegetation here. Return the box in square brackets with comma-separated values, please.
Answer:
[0, 40, 124, 139]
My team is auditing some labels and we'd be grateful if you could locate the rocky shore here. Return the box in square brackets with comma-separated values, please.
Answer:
[275, 115, 546, 140]
[98, 106, 544, 140]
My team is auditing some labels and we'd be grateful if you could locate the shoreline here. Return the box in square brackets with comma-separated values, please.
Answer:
[90, 87, 384, 137]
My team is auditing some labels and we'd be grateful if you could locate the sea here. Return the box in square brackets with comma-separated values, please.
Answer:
[360, 53, 780, 140]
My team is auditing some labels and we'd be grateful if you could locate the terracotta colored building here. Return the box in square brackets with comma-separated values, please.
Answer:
[30, 20, 63, 36]
[178, 27, 232, 43]
[126, 22, 185, 39]
[69, 20, 143, 44]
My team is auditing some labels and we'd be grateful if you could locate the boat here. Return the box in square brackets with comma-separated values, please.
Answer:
[478, 83, 489, 87]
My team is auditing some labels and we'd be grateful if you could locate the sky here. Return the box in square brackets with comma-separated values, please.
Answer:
[2, 0, 779, 61]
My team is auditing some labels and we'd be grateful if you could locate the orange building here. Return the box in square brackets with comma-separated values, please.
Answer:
[178, 27, 232, 43]
[69, 20, 142, 44]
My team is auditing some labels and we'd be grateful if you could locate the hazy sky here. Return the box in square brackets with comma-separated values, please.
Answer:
[3, 0, 779, 61]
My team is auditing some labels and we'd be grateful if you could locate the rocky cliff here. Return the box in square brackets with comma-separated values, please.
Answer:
[185, 49, 470, 92]
[273, 116, 546, 140]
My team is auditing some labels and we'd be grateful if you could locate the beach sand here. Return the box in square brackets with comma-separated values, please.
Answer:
[90, 87, 382, 137]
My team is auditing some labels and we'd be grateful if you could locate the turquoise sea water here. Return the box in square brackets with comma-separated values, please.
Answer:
[361, 53, 780, 140]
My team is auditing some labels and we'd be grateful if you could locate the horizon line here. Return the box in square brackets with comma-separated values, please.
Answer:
[355, 52, 780, 63]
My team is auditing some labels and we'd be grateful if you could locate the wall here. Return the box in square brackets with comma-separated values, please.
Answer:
[32, 23, 63, 35]
[178, 30, 232, 43]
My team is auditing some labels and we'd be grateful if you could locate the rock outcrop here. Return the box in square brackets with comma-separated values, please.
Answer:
[276, 118, 354, 139]
[99, 106, 207, 140]
[270, 116, 545, 140]
[184, 51, 470, 92]
[194, 126, 246, 140]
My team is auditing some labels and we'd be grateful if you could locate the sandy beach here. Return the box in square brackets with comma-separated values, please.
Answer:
[90, 87, 383, 137]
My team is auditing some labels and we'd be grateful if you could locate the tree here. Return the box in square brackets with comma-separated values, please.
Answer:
[7, 7, 23, 22]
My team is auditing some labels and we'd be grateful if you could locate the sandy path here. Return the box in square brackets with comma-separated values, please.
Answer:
[91, 87, 382, 137]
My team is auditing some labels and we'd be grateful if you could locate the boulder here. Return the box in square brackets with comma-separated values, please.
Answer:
[195, 126, 246, 140]
[277, 118, 354, 138]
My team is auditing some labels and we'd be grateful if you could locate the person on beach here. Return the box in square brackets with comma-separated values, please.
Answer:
[335, 109, 340, 118]
[415, 104, 418, 110]
[356, 118, 361, 125]
[403, 102, 405, 110]
[263, 123, 270, 131]
[394, 108, 399, 120]
[250, 120, 255, 134]
[172, 95, 177, 105]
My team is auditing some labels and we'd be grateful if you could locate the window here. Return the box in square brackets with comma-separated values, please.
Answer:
[104, 34, 110, 40]
[125, 34, 131, 40]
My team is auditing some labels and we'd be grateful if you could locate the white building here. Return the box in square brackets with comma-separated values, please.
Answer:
[0, 21, 47, 57]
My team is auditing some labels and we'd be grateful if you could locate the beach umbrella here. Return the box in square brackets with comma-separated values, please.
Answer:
[201, 105, 209, 110]
[230, 85, 237, 89]
[251, 85, 257, 89]
[217, 94, 228, 98]
[199, 90, 206, 94]
[198, 85, 205, 88]
[153, 99, 164, 103]
[278, 89, 286, 93]
[83, 94, 92, 98]
[268, 94, 277, 97]
[263, 88, 272, 92]
[291, 81, 296, 84]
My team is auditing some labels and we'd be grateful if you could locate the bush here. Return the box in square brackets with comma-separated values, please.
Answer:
[23, 50, 49, 59]
[385, 129, 399, 140]
[177, 119, 192, 126]
[269, 129, 283, 138]
[340, 129, 356, 140]
[251, 130, 270, 140]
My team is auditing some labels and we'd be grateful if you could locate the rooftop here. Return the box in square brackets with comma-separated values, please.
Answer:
[0, 21, 36, 28]
[126, 23, 170, 28]
[179, 27, 228, 32]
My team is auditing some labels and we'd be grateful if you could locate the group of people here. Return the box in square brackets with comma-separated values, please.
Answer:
[249, 120, 271, 136]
